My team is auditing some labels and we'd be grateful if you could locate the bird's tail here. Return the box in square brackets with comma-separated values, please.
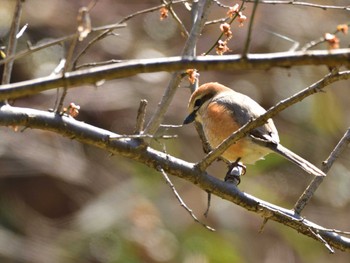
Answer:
[273, 144, 325, 177]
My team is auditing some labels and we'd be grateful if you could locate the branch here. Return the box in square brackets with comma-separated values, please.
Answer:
[294, 128, 350, 214]
[0, 104, 350, 251]
[242, 0, 259, 57]
[2, 0, 24, 85]
[158, 167, 215, 231]
[244, 1, 350, 10]
[0, 49, 350, 100]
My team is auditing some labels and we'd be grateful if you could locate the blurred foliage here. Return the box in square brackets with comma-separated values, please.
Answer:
[0, 0, 350, 262]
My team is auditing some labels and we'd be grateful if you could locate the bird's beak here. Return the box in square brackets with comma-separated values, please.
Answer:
[183, 110, 196, 125]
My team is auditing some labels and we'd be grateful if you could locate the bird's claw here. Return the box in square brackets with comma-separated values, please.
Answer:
[225, 160, 246, 186]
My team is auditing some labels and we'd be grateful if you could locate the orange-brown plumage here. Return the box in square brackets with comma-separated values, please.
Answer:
[183, 82, 325, 177]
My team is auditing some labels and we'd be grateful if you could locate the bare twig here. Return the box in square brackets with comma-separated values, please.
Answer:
[259, 218, 269, 233]
[158, 166, 215, 231]
[160, 124, 183, 128]
[205, 17, 228, 26]
[2, 0, 24, 86]
[308, 227, 335, 253]
[242, 0, 259, 57]
[118, 0, 189, 25]
[134, 99, 148, 134]
[72, 0, 189, 68]
[294, 128, 350, 214]
[0, 23, 126, 67]
[244, 1, 350, 10]
[203, 191, 211, 217]
[1, 105, 350, 251]
[56, 33, 79, 113]
[197, 70, 350, 171]
[75, 59, 122, 70]
[301, 23, 350, 51]
[162, 0, 189, 37]
[265, 30, 299, 51]
[109, 134, 177, 140]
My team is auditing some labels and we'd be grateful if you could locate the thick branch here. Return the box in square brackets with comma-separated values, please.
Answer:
[0, 49, 350, 100]
[0, 105, 350, 252]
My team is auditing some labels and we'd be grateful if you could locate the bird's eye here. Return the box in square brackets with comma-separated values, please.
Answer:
[194, 98, 202, 109]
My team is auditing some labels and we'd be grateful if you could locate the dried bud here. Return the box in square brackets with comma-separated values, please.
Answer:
[220, 23, 232, 39]
[237, 12, 247, 27]
[227, 4, 240, 18]
[216, 40, 230, 55]
[337, 24, 348, 34]
[159, 7, 169, 20]
[324, 33, 340, 49]
[67, 102, 81, 118]
[186, 69, 200, 84]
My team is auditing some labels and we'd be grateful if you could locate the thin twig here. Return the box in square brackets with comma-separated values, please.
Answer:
[75, 59, 122, 70]
[203, 191, 211, 217]
[259, 218, 269, 233]
[73, 0, 189, 68]
[160, 124, 183, 128]
[242, 0, 259, 57]
[109, 134, 177, 140]
[158, 166, 215, 231]
[265, 30, 299, 51]
[2, 0, 24, 86]
[72, 29, 111, 69]
[205, 18, 228, 26]
[134, 99, 148, 134]
[0, 23, 126, 67]
[294, 128, 350, 214]
[55, 33, 79, 113]
[162, 0, 189, 37]
[301, 23, 350, 51]
[197, 70, 348, 171]
[308, 227, 335, 253]
[244, 1, 350, 10]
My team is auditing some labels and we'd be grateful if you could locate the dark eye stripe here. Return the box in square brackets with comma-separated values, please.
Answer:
[193, 92, 215, 110]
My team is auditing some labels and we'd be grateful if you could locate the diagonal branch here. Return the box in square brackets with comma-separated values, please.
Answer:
[0, 104, 350, 251]
[0, 50, 350, 101]
[294, 128, 350, 214]
[2, 0, 24, 86]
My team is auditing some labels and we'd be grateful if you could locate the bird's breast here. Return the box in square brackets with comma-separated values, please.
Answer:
[200, 102, 272, 164]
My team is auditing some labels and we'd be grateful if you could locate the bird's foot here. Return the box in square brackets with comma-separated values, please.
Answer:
[225, 160, 246, 186]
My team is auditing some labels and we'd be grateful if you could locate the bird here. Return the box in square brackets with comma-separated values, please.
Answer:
[183, 82, 325, 182]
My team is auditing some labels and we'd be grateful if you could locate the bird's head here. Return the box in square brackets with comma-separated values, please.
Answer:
[183, 82, 231, 125]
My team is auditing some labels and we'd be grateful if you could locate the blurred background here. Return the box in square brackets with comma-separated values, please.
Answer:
[0, 0, 350, 262]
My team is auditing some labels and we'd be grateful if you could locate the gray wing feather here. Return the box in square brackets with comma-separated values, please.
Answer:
[215, 91, 280, 144]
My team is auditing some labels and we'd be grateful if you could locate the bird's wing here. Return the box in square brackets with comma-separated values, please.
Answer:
[215, 92, 280, 144]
